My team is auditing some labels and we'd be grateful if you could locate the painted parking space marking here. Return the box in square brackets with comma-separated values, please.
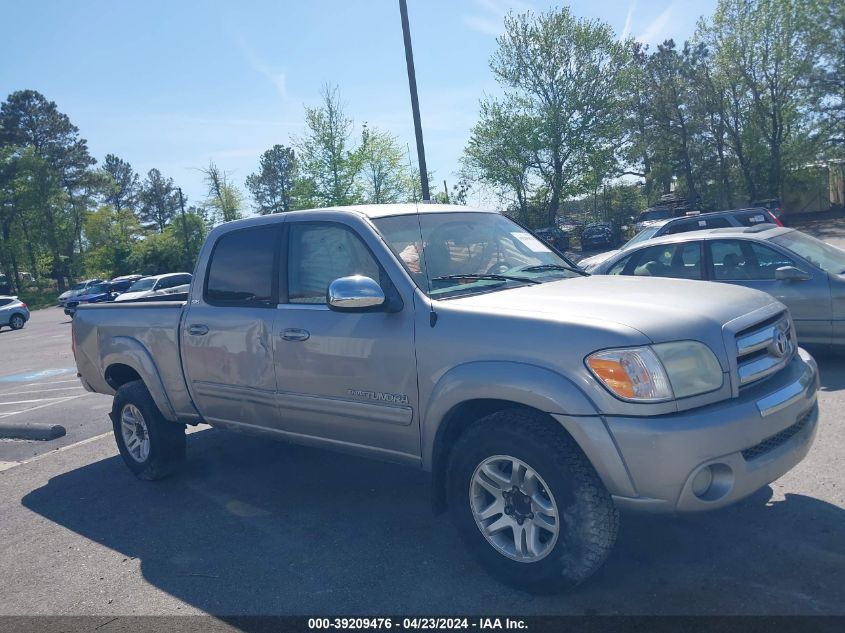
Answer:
[0, 386, 82, 397]
[0, 368, 76, 383]
[22, 378, 79, 387]
[0, 396, 74, 406]
[0, 394, 88, 418]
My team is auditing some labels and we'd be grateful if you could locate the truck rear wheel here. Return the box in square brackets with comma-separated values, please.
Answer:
[446, 409, 619, 593]
[111, 380, 185, 480]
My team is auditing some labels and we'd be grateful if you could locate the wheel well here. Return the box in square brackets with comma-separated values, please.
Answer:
[430, 399, 569, 514]
[104, 364, 143, 391]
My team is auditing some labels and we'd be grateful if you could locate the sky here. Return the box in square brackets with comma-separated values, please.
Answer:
[0, 0, 717, 210]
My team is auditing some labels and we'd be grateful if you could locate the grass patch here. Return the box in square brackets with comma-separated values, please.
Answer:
[17, 288, 58, 311]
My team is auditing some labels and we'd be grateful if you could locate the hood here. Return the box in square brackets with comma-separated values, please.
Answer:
[449, 275, 781, 351]
[73, 291, 110, 303]
[113, 290, 151, 302]
[578, 250, 619, 271]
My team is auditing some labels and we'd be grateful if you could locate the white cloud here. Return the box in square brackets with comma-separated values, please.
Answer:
[235, 37, 288, 99]
[620, 1, 636, 41]
[464, 0, 533, 37]
[637, 4, 673, 44]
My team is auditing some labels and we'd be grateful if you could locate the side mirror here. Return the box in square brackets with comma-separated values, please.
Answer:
[327, 276, 385, 312]
[775, 266, 811, 281]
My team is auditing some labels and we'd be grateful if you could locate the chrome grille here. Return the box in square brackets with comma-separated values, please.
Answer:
[735, 312, 794, 388]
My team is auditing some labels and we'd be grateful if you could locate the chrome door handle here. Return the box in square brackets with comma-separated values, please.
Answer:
[187, 324, 209, 336]
[281, 328, 310, 342]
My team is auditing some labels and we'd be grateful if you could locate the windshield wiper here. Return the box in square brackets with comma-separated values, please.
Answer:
[518, 264, 587, 276]
[431, 274, 541, 285]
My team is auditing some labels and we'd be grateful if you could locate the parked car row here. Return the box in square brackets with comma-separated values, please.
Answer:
[63, 273, 192, 317]
[585, 224, 845, 345]
[580, 207, 783, 270]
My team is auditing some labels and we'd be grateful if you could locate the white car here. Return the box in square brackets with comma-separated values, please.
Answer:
[113, 273, 192, 302]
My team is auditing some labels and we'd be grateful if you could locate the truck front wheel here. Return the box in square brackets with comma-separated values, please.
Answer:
[111, 380, 185, 480]
[446, 409, 619, 593]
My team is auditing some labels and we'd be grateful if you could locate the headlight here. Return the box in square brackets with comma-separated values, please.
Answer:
[652, 341, 723, 398]
[586, 342, 722, 402]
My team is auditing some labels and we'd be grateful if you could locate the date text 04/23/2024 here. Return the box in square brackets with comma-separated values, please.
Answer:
[307, 618, 527, 630]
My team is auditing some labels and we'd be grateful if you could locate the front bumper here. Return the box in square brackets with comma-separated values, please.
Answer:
[606, 348, 819, 513]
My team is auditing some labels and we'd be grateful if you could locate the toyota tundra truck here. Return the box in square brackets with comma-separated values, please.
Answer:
[72, 204, 819, 592]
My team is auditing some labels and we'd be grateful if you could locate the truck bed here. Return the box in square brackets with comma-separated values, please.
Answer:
[73, 300, 196, 421]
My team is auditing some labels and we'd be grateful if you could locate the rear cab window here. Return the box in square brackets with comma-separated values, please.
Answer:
[205, 226, 280, 306]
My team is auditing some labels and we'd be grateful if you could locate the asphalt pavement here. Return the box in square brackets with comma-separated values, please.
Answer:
[0, 221, 844, 616]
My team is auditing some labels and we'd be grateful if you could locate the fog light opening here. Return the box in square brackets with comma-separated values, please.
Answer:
[692, 467, 714, 497]
[691, 463, 733, 501]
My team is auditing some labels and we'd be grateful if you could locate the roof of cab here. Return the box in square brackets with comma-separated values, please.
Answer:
[211, 204, 498, 233]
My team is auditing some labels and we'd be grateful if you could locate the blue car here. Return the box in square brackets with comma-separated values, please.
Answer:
[63, 282, 119, 318]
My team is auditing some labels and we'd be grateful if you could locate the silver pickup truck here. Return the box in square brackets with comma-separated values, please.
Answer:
[73, 204, 819, 593]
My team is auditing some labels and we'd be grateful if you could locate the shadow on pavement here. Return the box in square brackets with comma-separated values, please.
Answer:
[21, 428, 845, 615]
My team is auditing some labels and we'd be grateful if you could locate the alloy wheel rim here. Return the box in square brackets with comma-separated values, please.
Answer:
[120, 403, 150, 463]
[11, 316, 23, 328]
[469, 455, 560, 563]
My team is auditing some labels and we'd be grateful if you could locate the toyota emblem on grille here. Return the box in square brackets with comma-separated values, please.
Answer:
[771, 327, 789, 358]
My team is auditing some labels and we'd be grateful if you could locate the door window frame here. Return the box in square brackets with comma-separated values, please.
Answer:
[280, 220, 398, 310]
[202, 224, 283, 308]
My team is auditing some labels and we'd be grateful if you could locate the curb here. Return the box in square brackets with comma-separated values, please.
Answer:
[0, 423, 66, 441]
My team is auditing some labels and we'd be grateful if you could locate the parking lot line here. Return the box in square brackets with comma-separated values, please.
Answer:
[0, 396, 76, 406]
[0, 386, 82, 396]
[0, 394, 87, 417]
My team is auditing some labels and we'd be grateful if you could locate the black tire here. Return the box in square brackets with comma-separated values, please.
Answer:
[111, 380, 186, 480]
[9, 314, 25, 330]
[447, 408, 619, 593]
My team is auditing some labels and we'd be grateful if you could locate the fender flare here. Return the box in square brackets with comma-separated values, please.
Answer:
[423, 361, 637, 509]
[422, 361, 600, 467]
[101, 336, 178, 421]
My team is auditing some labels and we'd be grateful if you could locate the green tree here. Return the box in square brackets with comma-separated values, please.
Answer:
[246, 144, 298, 214]
[0, 90, 97, 290]
[101, 154, 139, 212]
[202, 161, 243, 223]
[359, 125, 412, 204]
[139, 168, 179, 233]
[477, 8, 633, 225]
[711, 0, 821, 200]
[296, 84, 363, 206]
[83, 205, 142, 277]
[463, 99, 535, 219]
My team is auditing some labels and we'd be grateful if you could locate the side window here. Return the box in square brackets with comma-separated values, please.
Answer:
[746, 242, 796, 279]
[156, 277, 174, 290]
[0, 298, 10, 307]
[664, 220, 696, 235]
[205, 227, 278, 305]
[736, 212, 771, 227]
[709, 240, 747, 280]
[288, 223, 381, 305]
[606, 254, 634, 275]
[628, 243, 678, 277]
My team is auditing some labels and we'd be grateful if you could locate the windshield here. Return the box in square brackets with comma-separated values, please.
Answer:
[639, 209, 672, 222]
[770, 230, 845, 274]
[84, 283, 110, 295]
[373, 212, 583, 299]
[126, 278, 156, 292]
[622, 227, 660, 249]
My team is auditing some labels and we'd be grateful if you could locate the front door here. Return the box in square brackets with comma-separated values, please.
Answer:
[273, 220, 420, 462]
[706, 238, 832, 344]
[181, 224, 282, 428]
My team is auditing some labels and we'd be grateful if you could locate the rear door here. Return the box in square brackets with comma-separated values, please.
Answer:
[181, 224, 283, 428]
[272, 218, 420, 461]
[706, 238, 832, 344]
